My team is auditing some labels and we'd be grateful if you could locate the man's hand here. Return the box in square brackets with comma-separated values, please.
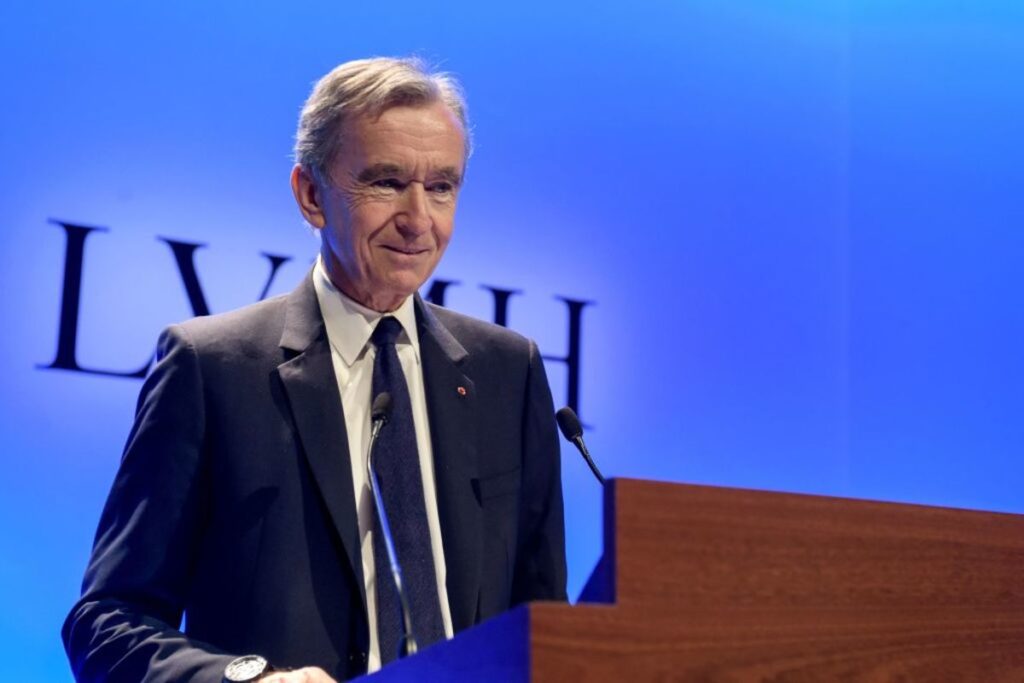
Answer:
[259, 667, 338, 683]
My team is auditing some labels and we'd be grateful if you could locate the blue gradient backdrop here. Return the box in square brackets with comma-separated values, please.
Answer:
[1, 2, 1021, 679]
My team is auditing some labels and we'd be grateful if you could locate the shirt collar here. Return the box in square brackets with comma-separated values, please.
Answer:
[312, 257, 421, 368]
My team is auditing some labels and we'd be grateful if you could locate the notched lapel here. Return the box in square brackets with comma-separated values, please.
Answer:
[276, 276, 366, 612]
[416, 298, 484, 634]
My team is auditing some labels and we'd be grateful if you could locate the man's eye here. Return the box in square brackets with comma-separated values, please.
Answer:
[372, 178, 404, 190]
[428, 182, 454, 194]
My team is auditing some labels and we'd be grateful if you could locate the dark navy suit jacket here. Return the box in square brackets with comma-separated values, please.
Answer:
[62, 274, 567, 682]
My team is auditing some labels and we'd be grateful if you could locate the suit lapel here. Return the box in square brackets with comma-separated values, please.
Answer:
[415, 296, 483, 633]
[276, 274, 366, 612]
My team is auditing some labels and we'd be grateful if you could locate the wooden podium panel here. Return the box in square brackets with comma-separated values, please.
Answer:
[359, 478, 1024, 681]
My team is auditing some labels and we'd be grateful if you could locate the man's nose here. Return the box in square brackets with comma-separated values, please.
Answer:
[396, 183, 432, 235]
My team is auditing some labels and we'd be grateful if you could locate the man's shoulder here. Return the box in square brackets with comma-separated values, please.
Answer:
[424, 301, 533, 358]
[168, 293, 290, 359]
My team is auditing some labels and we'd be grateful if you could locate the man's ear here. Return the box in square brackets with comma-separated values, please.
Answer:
[290, 164, 327, 229]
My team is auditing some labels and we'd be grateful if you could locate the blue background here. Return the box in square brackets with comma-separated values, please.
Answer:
[1, 1, 1021, 679]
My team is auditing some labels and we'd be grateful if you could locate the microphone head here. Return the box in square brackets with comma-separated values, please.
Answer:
[555, 406, 583, 440]
[372, 392, 392, 423]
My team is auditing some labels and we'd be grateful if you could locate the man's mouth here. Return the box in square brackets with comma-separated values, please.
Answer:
[381, 245, 429, 256]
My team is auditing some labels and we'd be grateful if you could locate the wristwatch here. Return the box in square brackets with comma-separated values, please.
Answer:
[224, 654, 273, 682]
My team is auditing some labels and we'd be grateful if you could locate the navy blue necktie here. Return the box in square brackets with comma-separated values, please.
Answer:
[370, 317, 445, 663]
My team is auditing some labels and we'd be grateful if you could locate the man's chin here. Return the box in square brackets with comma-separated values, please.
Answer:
[384, 269, 432, 295]
[365, 278, 426, 312]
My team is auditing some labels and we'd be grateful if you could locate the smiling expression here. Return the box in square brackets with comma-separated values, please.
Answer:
[292, 100, 467, 312]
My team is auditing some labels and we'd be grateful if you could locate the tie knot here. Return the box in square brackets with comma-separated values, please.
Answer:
[372, 316, 404, 348]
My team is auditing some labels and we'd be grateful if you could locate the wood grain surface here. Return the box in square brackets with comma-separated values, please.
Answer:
[533, 479, 1024, 681]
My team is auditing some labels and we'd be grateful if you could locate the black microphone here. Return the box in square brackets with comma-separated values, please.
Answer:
[370, 392, 392, 439]
[555, 406, 606, 486]
[366, 392, 419, 659]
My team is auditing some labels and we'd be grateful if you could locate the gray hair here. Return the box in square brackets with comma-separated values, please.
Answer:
[294, 56, 471, 185]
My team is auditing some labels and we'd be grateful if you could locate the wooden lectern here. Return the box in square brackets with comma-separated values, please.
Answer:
[358, 478, 1024, 681]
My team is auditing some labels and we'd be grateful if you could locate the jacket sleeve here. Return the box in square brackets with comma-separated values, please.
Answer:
[510, 339, 568, 604]
[62, 325, 237, 683]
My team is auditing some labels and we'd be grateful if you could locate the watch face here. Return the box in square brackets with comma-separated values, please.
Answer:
[226, 655, 268, 681]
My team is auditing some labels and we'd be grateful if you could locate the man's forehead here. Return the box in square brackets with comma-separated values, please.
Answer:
[347, 100, 459, 132]
[349, 103, 464, 146]
[365, 99, 462, 127]
[330, 103, 466, 181]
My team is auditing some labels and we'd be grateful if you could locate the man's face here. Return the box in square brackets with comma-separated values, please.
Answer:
[301, 101, 466, 312]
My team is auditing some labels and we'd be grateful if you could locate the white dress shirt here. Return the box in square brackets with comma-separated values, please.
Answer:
[312, 258, 454, 673]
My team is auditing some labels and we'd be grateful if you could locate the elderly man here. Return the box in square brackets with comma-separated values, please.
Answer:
[62, 57, 566, 683]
